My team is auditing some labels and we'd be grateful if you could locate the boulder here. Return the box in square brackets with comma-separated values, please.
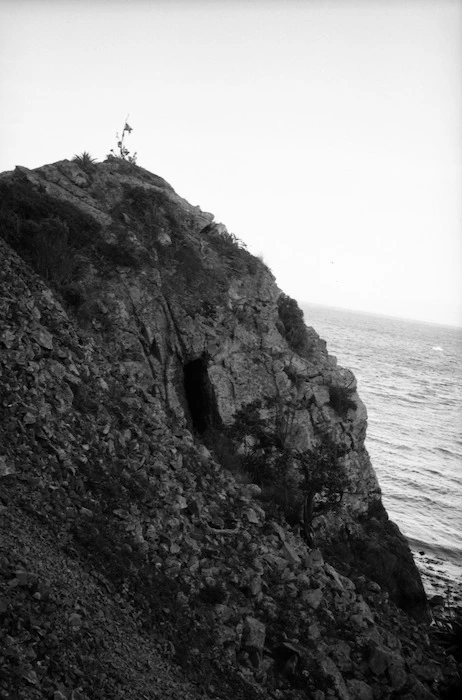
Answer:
[242, 617, 266, 657]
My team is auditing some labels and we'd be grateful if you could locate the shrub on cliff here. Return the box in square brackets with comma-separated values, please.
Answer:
[19, 216, 83, 287]
[255, 443, 348, 544]
[229, 398, 347, 542]
[72, 151, 97, 173]
[277, 294, 315, 356]
[0, 179, 100, 292]
[328, 385, 357, 418]
[207, 226, 263, 277]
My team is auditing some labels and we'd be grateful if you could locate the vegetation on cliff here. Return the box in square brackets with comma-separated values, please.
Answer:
[225, 397, 348, 543]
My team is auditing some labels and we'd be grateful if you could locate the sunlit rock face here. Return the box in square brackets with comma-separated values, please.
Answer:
[0, 157, 426, 617]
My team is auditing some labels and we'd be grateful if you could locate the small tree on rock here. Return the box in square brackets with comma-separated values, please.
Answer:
[295, 443, 348, 545]
[229, 397, 348, 545]
[110, 116, 137, 163]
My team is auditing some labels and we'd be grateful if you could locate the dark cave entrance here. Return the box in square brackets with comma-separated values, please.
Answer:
[183, 356, 220, 435]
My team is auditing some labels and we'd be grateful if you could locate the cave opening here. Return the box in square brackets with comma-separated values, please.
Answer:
[183, 356, 220, 435]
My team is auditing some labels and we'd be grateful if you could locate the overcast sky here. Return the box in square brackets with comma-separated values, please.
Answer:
[1, 0, 461, 326]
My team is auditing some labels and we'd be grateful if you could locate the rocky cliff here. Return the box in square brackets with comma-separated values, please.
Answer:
[0, 158, 460, 699]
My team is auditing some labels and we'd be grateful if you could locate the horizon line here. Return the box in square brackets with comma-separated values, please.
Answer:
[299, 300, 462, 331]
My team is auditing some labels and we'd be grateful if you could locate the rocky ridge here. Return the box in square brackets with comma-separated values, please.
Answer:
[0, 158, 460, 699]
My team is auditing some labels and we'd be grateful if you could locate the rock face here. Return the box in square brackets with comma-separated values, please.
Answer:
[0, 157, 458, 699]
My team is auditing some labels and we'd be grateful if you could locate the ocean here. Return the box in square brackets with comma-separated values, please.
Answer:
[301, 303, 462, 600]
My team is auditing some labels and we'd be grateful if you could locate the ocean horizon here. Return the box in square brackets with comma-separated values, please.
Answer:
[303, 301, 462, 331]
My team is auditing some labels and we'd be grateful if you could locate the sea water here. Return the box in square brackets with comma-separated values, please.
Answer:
[301, 303, 462, 598]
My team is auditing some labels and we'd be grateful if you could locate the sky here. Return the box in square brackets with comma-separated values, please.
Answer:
[1, 0, 461, 326]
